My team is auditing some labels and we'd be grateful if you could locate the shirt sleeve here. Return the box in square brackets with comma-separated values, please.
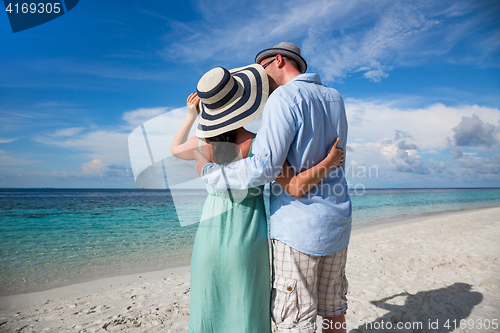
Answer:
[201, 93, 297, 191]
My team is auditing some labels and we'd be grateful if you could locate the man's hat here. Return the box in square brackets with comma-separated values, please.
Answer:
[196, 64, 269, 138]
[255, 42, 307, 74]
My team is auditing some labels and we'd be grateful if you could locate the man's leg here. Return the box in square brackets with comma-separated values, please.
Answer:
[317, 247, 348, 333]
[322, 314, 346, 333]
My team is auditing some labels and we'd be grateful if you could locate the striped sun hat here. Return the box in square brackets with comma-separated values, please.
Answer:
[195, 64, 269, 138]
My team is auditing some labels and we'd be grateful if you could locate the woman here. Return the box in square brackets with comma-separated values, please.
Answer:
[170, 64, 344, 333]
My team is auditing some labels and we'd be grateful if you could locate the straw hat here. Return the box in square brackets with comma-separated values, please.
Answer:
[196, 64, 269, 138]
[255, 42, 307, 74]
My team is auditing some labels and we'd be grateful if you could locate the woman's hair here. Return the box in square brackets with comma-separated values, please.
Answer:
[206, 129, 239, 164]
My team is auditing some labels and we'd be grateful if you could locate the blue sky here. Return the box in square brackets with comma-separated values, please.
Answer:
[1, 0, 499, 188]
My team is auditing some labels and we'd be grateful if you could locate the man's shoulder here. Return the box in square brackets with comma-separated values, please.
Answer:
[276, 75, 342, 103]
[272, 75, 315, 99]
[267, 84, 296, 106]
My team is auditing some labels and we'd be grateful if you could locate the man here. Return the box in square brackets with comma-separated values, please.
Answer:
[194, 42, 351, 333]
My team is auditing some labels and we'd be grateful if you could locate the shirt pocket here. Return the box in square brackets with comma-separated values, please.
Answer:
[271, 276, 299, 326]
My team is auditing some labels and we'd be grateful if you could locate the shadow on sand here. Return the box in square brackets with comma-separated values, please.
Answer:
[350, 282, 483, 332]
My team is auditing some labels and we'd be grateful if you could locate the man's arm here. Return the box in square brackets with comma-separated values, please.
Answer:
[274, 138, 344, 198]
[199, 94, 297, 192]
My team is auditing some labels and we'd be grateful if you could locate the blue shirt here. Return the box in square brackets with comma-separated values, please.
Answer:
[201, 73, 351, 255]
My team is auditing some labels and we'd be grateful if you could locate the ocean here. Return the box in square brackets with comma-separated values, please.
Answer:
[1, 187, 499, 296]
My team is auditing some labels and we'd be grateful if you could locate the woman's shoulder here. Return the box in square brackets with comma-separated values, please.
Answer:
[236, 129, 255, 158]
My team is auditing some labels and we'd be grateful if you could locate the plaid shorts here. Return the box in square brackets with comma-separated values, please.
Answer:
[271, 239, 348, 333]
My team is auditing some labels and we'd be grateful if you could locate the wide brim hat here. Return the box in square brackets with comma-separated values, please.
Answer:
[196, 64, 269, 138]
[255, 42, 307, 74]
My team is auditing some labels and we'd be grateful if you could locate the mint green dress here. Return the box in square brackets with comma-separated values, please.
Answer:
[188, 138, 271, 333]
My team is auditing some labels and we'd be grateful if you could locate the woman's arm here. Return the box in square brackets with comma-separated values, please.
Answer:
[170, 93, 202, 161]
[275, 138, 344, 198]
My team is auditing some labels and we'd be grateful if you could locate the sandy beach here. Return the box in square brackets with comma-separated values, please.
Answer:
[1, 206, 499, 332]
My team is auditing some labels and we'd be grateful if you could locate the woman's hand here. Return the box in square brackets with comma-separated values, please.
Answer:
[187, 93, 200, 118]
[325, 138, 344, 168]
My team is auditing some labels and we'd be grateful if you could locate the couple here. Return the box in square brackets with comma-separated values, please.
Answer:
[171, 42, 352, 333]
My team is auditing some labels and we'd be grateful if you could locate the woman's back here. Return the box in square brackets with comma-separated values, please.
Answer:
[198, 128, 255, 164]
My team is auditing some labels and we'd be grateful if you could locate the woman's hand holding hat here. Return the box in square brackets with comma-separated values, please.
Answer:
[187, 93, 201, 118]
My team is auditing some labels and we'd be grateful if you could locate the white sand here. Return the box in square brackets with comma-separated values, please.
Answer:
[340, 207, 500, 333]
[0, 207, 499, 333]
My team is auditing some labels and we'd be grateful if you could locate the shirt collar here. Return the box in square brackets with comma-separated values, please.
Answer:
[288, 73, 322, 85]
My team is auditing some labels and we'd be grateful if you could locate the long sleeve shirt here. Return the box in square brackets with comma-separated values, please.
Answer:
[201, 73, 351, 255]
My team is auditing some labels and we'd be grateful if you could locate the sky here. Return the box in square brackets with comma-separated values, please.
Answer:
[1, 0, 499, 189]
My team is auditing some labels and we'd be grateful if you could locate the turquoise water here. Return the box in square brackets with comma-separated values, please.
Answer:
[0, 189, 202, 295]
[350, 188, 500, 225]
[1, 188, 499, 295]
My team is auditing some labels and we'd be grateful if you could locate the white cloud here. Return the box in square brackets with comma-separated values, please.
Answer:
[344, 100, 500, 183]
[456, 153, 500, 175]
[0, 137, 17, 143]
[34, 130, 130, 164]
[81, 159, 104, 175]
[345, 99, 500, 151]
[33, 106, 195, 172]
[0, 149, 39, 166]
[303, 2, 468, 81]
[452, 114, 498, 147]
[27, 98, 500, 187]
[122, 107, 172, 129]
[48, 127, 85, 137]
[162, 0, 369, 64]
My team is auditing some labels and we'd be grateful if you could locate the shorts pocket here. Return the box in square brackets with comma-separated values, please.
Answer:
[271, 276, 299, 326]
